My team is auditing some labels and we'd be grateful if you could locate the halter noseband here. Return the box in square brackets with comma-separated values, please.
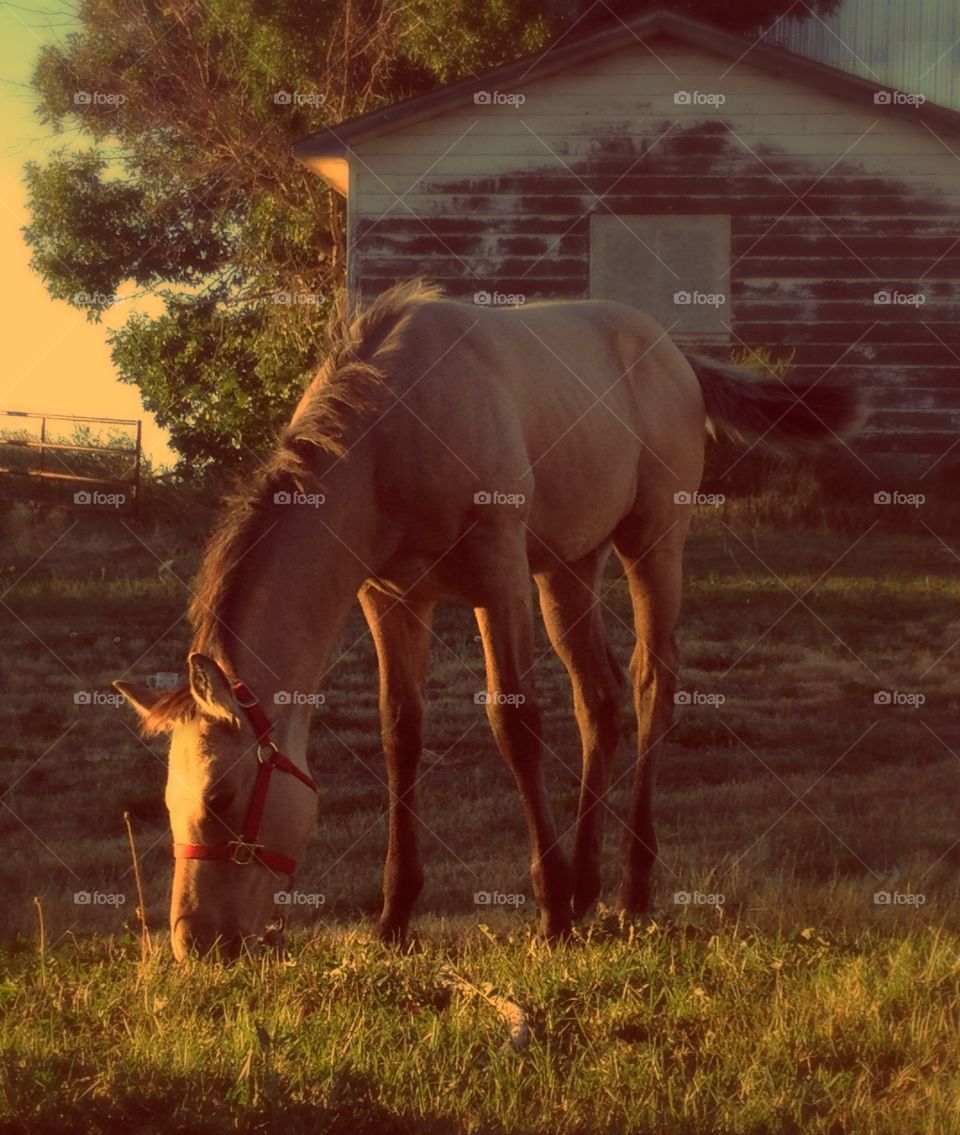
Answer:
[173, 678, 318, 875]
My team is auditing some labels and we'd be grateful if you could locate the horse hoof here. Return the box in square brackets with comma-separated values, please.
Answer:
[541, 917, 574, 944]
[617, 882, 653, 918]
[376, 922, 407, 946]
[571, 888, 601, 922]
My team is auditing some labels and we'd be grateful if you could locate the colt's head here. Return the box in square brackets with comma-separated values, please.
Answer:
[114, 653, 316, 960]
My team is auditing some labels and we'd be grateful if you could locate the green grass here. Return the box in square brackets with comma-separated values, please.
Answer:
[1, 488, 959, 1132]
[2, 922, 959, 1134]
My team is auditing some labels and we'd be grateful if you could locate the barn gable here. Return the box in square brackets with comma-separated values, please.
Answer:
[295, 9, 960, 473]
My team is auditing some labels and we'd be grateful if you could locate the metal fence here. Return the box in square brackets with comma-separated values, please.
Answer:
[0, 411, 142, 514]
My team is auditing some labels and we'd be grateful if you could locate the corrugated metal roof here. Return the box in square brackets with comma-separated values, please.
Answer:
[765, 0, 960, 110]
[296, 8, 960, 167]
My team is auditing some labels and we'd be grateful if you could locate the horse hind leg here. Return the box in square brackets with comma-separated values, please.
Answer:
[536, 548, 625, 921]
[612, 528, 685, 916]
[359, 584, 435, 943]
[475, 560, 572, 941]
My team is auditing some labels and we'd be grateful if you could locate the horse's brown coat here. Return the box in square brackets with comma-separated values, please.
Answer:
[116, 280, 861, 956]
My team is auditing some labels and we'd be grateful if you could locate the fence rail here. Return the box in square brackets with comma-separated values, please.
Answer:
[0, 411, 142, 513]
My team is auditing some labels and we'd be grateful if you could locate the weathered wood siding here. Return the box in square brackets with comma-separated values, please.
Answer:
[349, 38, 960, 466]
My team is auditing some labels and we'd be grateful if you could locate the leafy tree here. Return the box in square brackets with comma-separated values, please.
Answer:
[25, 0, 840, 478]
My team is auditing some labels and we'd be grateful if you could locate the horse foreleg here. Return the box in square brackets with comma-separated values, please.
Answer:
[360, 585, 435, 943]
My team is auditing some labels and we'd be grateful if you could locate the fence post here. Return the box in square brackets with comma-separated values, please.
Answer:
[133, 420, 142, 519]
[0, 411, 141, 512]
[39, 416, 46, 508]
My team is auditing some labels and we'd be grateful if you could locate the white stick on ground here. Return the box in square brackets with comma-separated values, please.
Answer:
[439, 965, 530, 1050]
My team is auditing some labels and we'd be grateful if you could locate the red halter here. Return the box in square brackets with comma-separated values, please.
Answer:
[173, 678, 318, 875]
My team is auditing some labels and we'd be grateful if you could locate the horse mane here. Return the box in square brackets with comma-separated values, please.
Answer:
[145, 278, 442, 734]
[138, 686, 196, 737]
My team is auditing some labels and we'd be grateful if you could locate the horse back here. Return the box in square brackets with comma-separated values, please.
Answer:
[373, 298, 705, 569]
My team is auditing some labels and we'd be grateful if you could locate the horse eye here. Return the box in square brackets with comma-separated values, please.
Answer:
[203, 788, 235, 815]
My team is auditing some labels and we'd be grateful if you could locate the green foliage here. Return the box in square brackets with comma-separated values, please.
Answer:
[23, 0, 561, 478]
[110, 291, 321, 477]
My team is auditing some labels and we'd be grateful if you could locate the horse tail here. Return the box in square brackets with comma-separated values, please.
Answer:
[686, 354, 865, 456]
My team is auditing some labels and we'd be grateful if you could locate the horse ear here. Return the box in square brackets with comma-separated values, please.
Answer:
[187, 653, 240, 725]
[112, 681, 166, 721]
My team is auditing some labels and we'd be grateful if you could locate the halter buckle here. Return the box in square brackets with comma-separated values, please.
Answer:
[257, 740, 279, 764]
[227, 839, 264, 865]
[233, 684, 260, 709]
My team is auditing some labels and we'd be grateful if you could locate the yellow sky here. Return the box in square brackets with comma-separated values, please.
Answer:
[0, 4, 174, 465]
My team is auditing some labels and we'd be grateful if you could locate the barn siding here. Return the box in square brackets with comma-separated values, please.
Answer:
[347, 39, 960, 468]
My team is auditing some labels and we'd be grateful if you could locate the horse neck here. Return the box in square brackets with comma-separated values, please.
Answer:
[222, 450, 385, 758]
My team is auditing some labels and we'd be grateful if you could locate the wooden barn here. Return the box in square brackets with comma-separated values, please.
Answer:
[294, 8, 960, 475]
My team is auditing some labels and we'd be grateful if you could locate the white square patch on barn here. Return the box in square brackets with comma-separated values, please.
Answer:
[590, 213, 731, 342]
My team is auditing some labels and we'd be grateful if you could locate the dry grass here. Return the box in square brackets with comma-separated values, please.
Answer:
[3, 920, 960, 1134]
[1, 499, 958, 944]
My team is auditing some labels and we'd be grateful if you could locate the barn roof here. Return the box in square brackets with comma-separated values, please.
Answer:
[294, 6, 960, 191]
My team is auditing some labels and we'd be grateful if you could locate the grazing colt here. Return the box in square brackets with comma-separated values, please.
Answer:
[115, 281, 860, 958]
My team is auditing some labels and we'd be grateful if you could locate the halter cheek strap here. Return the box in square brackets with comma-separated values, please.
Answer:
[173, 678, 318, 875]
